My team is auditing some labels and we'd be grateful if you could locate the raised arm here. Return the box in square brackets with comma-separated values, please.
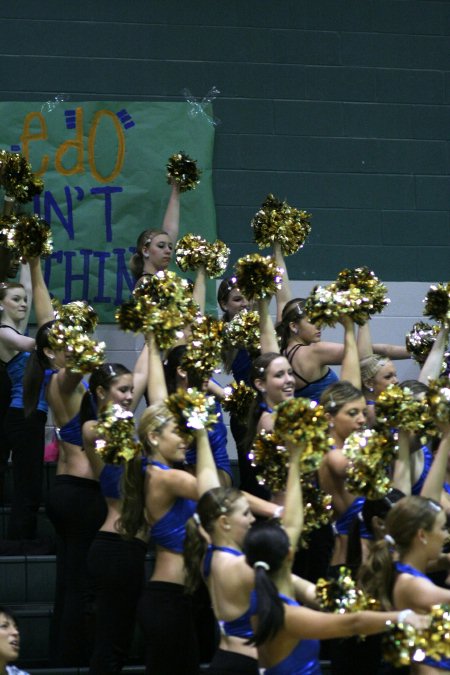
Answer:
[258, 296, 279, 354]
[146, 331, 168, 404]
[194, 427, 221, 497]
[420, 426, 450, 503]
[281, 440, 303, 552]
[192, 264, 206, 315]
[28, 257, 54, 327]
[339, 316, 361, 389]
[357, 321, 410, 361]
[162, 183, 180, 244]
[273, 243, 293, 323]
[391, 429, 412, 496]
[131, 342, 149, 412]
[18, 262, 32, 331]
[418, 323, 449, 385]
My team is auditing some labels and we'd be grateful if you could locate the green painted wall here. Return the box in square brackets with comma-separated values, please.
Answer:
[1, 0, 449, 280]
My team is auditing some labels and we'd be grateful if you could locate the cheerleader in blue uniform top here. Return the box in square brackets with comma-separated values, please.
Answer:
[359, 495, 450, 674]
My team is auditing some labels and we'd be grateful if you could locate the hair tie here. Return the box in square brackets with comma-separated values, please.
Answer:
[384, 534, 396, 547]
[193, 512, 201, 527]
[253, 561, 270, 571]
[107, 364, 117, 378]
[328, 394, 337, 409]
[427, 500, 442, 513]
[258, 366, 265, 374]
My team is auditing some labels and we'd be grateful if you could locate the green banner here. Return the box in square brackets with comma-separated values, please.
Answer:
[0, 101, 217, 321]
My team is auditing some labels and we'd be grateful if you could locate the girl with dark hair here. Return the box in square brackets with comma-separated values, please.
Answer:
[81, 363, 148, 675]
[129, 182, 180, 284]
[243, 519, 428, 675]
[359, 495, 450, 673]
[0, 258, 53, 541]
[183, 438, 303, 675]
[0, 606, 29, 675]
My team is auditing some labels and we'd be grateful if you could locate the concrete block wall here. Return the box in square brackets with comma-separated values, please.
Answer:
[1, 1, 448, 283]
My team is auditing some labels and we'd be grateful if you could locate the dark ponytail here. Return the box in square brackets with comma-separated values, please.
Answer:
[23, 321, 54, 417]
[243, 521, 290, 646]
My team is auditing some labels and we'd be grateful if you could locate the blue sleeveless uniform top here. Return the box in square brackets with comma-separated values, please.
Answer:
[99, 464, 123, 499]
[185, 398, 232, 477]
[203, 545, 253, 639]
[333, 496, 370, 539]
[148, 460, 196, 553]
[250, 591, 321, 675]
[395, 562, 450, 670]
[231, 348, 252, 385]
[411, 445, 433, 495]
[6, 350, 48, 413]
[294, 368, 339, 404]
[56, 378, 88, 446]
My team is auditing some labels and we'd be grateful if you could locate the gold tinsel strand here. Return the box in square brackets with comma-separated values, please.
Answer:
[222, 309, 260, 355]
[182, 314, 224, 380]
[343, 428, 396, 499]
[251, 193, 312, 256]
[406, 321, 441, 365]
[427, 377, 450, 425]
[234, 253, 283, 301]
[165, 388, 218, 439]
[222, 381, 257, 421]
[52, 300, 98, 334]
[0, 150, 44, 203]
[423, 283, 450, 325]
[0, 215, 18, 248]
[274, 398, 330, 473]
[316, 566, 381, 614]
[5, 214, 52, 258]
[375, 384, 430, 433]
[95, 403, 142, 464]
[166, 151, 201, 192]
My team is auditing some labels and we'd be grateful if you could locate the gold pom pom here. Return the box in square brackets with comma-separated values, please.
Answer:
[165, 388, 218, 439]
[301, 473, 334, 547]
[421, 604, 450, 661]
[176, 234, 208, 272]
[251, 193, 312, 256]
[182, 314, 224, 381]
[5, 214, 52, 258]
[53, 300, 98, 334]
[304, 268, 389, 327]
[0, 150, 44, 203]
[95, 403, 142, 464]
[166, 151, 201, 192]
[222, 381, 257, 421]
[48, 324, 105, 373]
[406, 321, 441, 365]
[316, 566, 381, 614]
[423, 283, 450, 325]
[343, 428, 396, 499]
[116, 270, 195, 347]
[249, 430, 288, 492]
[205, 239, 230, 278]
[274, 399, 331, 473]
[175, 235, 230, 278]
[222, 309, 260, 356]
[376, 384, 430, 434]
[382, 622, 426, 667]
[427, 377, 450, 426]
[234, 253, 283, 301]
